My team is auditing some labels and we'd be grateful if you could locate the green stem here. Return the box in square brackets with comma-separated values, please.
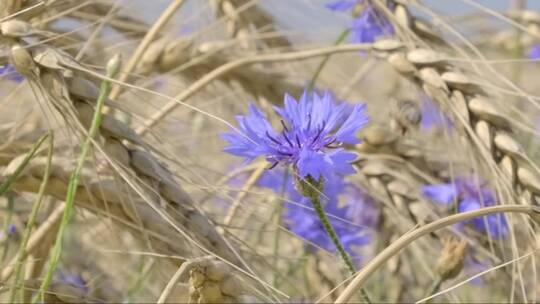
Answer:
[0, 133, 50, 196]
[10, 131, 53, 303]
[126, 259, 154, 301]
[311, 194, 355, 273]
[1, 194, 15, 263]
[34, 56, 120, 303]
[308, 191, 372, 304]
[425, 276, 443, 304]
[307, 28, 350, 90]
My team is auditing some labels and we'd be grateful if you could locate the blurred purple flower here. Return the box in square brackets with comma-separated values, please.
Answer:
[326, 0, 394, 43]
[0, 224, 17, 240]
[222, 91, 368, 180]
[528, 44, 540, 60]
[326, 0, 358, 11]
[257, 169, 378, 258]
[351, 3, 394, 44]
[422, 178, 508, 238]
[0, 65, 24, 82]
[257, 168, 296, 194]
[463, 256, 498, 285]
[56, 270, 88, 293]
[420, 96, 453, 130]
[342, 182, 380, 228]
[7, 224, 16, 235]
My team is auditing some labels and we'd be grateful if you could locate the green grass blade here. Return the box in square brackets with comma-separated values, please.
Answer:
[9, 131, 54, 303]
[34, 55, 121, 303]
[0, 133, 50, 196]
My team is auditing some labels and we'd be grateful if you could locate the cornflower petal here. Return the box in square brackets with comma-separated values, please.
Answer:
[457, 197, 482, 213]
[422, 178, 508, 238]
[528, 44, 540, 60]
[350, 4, 394, 44]
[459, 197, 507, 238]
[252, 168, 378, 255]
[223, 90, 368, 181]
[420, 96, 453, 130]
[481, 214, 508, 238]
[325, 0, 359, 11]
[422, 183, 459, 205]
[297, 149, 330, 179]
[335, 103, 369, 143]
[0, 65, 24, 82]
[328, 149, 357, 175]
[56, 271, 88, 293]
[276, 93, 302, 127]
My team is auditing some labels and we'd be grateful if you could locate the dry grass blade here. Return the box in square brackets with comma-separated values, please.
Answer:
[334, 205, 538, 303]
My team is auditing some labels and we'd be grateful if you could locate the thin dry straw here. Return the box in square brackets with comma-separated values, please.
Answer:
[0, 1, 44, 22]
[5, 37, 280, 297]
[223, 163, 265, 227]
[134, 43, 373, 135]
[0, 204, 65, 282]
[214, 0, 292, 48]
[416, 249, 538, 303]
[156, 263, 186, 304]
[334, 205, 540, 303]
[308, 28, 350, 89]
[108, 0, 186, 101]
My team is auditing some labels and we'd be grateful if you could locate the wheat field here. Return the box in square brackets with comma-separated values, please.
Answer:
[0, 0, 539, 303]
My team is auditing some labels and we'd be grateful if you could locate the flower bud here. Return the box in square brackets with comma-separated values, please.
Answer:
[390, 99, 422, 134]
[436, 237, 467, 281]
[294, 174, 324, 199]
[106, 54, 122, 78]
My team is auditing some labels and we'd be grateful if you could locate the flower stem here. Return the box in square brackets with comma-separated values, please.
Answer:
[424, 276, 443, 303]
[308, 190, 372, 303]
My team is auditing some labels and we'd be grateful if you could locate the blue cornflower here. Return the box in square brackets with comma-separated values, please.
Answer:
[257, 169, 378, 256]
[326, 0, 394, 43]
[422, 178, 508, 238]
[222, 91, 368, 180]
[420, 95, 453, 130]
[528, 44, 540, 60]
[0, 65, 24, 82]
[56, 270, 89, 293]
